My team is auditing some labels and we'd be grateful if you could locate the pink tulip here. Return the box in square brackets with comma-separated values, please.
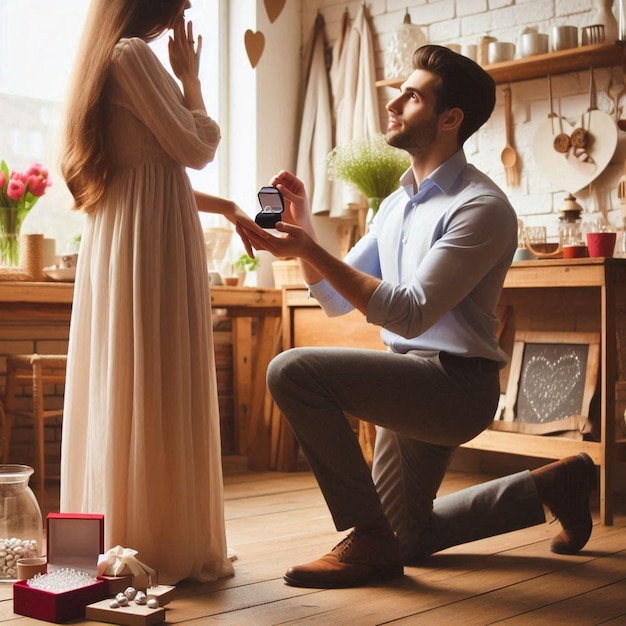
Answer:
[0, 171, 5, 189]
[7, 178, 25, 200]
[11, 170, 27, 184]
[26, 162, 48, 179]
[28, 174, 50, 197]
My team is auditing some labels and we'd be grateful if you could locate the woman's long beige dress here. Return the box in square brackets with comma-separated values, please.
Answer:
[60, 38, 234, 584]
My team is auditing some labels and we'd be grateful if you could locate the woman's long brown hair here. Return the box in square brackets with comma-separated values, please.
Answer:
[60, 0, 186, 213]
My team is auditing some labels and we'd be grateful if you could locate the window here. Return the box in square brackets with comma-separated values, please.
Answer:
[0, 0, 224, 252]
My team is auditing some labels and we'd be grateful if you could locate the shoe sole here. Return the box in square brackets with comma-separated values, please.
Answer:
[283, 566, 404, 589]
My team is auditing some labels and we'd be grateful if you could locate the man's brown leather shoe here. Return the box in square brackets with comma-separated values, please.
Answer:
[283, 529, 404, 588]
[531, 453, 596, 555]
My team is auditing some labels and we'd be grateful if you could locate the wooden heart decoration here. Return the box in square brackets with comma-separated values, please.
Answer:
[532, 111, 618, 193]
[264, 0, 286, 23]
[244, 30, 265, 68]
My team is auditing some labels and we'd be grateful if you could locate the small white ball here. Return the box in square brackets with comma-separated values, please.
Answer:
[115, 592, 129, 606]
[147, 597, 159, 609]
[124, 586, 137, 600]
[109, 600, 120, 609]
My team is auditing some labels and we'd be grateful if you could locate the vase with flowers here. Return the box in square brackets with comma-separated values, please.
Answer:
[327, 133, 410, 235]
[0, 160, 52, 266]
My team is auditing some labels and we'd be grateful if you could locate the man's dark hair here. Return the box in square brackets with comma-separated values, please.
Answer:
[412, 44, 496, 146]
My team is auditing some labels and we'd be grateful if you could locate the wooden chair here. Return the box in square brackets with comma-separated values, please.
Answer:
[2, 354, 67, 500]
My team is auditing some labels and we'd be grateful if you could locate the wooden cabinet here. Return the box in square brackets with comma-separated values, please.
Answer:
[376, 42, 626, 88]
[280, 257, 626, 525]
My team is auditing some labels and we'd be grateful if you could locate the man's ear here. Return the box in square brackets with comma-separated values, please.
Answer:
[440, 108, 464, 131]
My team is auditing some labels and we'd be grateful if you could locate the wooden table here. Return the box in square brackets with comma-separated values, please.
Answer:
[281, 257, 626, 525]
[0, 282, 282, 470]
[210, 287, 282, 469]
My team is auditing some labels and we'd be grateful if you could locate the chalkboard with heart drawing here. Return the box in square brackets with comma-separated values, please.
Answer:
[496, 331, 601, 439]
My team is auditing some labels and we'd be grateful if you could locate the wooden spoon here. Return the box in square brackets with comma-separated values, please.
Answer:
[500, 86, 520, 186]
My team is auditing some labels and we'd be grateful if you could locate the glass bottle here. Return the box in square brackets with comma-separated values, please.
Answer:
[0, 465, 43, 581]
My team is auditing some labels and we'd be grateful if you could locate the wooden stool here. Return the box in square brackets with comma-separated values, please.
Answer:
[2, 354, 67, 498]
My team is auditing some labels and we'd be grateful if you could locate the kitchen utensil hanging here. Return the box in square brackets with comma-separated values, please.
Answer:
[501, 86, 520, 186]
[563, 68, 598, 177]
[532, 69, 618, 193]
[617, 159, 626, 204]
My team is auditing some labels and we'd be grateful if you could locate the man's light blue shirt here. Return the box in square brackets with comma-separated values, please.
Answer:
[309, 150, 518, 363]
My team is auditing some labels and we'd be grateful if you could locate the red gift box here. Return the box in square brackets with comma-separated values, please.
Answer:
[13, 513, 107, 623]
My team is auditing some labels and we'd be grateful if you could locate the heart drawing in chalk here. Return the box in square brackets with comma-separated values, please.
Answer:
[245, 30, 265, 68]
[264, 0, 286, 23]
[518, 352, 583, 423]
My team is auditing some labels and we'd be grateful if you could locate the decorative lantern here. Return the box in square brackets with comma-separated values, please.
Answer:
[384, 9, 427, 81]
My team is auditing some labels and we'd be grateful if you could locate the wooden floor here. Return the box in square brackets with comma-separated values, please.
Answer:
[2, 466, 625, 625]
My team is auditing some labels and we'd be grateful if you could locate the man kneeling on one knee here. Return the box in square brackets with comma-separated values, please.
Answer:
[242, 44, 596, 589]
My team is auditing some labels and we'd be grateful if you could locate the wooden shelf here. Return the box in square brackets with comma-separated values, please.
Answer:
[376, 42, 626, 88]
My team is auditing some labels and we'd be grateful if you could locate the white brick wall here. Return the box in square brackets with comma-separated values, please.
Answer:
[305, 0, 625, 243]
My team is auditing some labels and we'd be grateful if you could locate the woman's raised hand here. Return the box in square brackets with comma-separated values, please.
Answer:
[169, 18, 202, 82]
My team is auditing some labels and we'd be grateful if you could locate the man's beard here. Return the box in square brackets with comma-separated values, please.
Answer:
[385, 116, 439, 154]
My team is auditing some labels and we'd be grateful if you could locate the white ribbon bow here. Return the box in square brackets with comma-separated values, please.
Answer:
[97, 545, 157, 587]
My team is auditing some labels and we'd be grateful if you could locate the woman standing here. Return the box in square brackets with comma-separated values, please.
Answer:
[60, 0, 251, 583]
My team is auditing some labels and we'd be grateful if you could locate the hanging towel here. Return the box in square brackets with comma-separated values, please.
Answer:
[295, 12, 333, 216]
[328, 8, 353, 220]
[330, 4, 380, 218]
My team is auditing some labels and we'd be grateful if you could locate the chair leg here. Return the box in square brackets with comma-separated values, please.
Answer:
[3, 365, 18, 464]
[32, 361, 46, 500]
[0, 400, 6, 461]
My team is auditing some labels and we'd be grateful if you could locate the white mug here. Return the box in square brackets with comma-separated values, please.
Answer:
[58, 253, 79, 269]
[520, 33, 549, 57]
[551, 25, 578, 51]
[487, 41, 515, 64]
[461, 44, 477, 61]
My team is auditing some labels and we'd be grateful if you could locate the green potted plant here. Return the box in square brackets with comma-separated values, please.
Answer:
[232, 253, 260, 286]
[327, 133, 409, 234]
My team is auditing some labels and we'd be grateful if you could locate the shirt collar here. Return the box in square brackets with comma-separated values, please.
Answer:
[400, 149, 467, 199]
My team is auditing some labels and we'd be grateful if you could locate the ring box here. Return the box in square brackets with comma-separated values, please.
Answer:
[13, 513, 107, 623]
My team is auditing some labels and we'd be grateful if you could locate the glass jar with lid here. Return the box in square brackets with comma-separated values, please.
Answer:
[558, 194, 588, 258]
[0, 465, 43, 581]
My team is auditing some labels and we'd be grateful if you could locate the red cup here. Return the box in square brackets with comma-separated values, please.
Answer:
[586, 232, 616, 258]
[562, 244, 588, 259]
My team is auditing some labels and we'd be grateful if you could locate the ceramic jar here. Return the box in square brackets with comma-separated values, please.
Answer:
[591, 0, 618, 42]
[384, 10, 427, 80]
